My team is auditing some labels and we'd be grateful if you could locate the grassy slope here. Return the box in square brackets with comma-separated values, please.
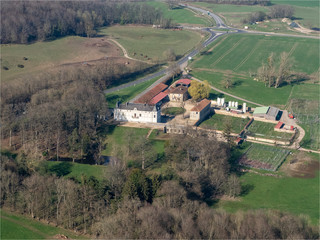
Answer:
[100, 26, 202, 62]
[1, 209, 86, 239]
[146, 1, 210, 25]
[105, 75, 163, 108]
[247, 120, 293, 140]
[215, 171, 320, 224]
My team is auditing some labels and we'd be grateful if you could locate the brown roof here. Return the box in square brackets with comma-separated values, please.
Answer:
[169, 86, 188, 95]
[134, 83, 168, 104]
[191, 99, 211, 112]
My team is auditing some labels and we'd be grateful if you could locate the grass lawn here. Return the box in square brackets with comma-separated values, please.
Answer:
[45, 161, 107, 182]
[215, 170, 320, 225]
[192, 70, 292, 107]
[105, 75, 163, 108]
[99, 25, 203, 62]
[247, 120, 293, 141]
[201, 113, 250, 133]
[162, 107, 186, 115]
[102, 126, 165, 156]
[1, 36, 119, 81]
[0, 209, 86, 239]
[146, 1, 211, 26]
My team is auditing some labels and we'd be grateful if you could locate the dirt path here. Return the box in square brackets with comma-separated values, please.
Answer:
[191, 76, 264, 107]
[109, 39, 149, 63]
[1, 215, 49, 239]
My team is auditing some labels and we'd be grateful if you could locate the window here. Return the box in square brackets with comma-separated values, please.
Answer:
[139, 114, 141, 117]
[154, 115, 156, 118]
[196, 112, 198, 114]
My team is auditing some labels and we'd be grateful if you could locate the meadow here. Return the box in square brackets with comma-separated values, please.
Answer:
[99, 25, 203, 62]
[105, 75, 163, 107]
[1, 209, 86, 239]
[1, 36, 121, 81]
[146, 1, 212, 26]
[215, 169, 320, 224]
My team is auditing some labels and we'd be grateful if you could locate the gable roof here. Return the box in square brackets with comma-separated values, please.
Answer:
[134, 83, 168, 104]
[150, 92, 168, 105]
[274, 121, 284, 129]
[267, 106, 280, 118]
[191, 99, 211, 112]
[169, 86, 189, 95]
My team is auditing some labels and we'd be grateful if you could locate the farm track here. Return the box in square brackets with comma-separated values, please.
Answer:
[233, 40, 264, 71]
[287, 42, 299, 57]
[210, 38, 244, 68]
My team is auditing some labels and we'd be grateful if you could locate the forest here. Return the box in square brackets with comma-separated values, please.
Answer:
[1, 132, 318, 239]
[0, 1, 173, 44]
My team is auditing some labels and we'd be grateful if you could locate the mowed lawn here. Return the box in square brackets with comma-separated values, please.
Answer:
[193, 34, 319, 75]
[1, 209, 86, 239]
[146, 1, 211, 26]
[1, 36, 119, 81]
[215, 171, 320, 225]
[105, 75, 163, 108]
[99, 26, 203, 62]
[201, 114, 249, 133]
[247, 121, 293, 141]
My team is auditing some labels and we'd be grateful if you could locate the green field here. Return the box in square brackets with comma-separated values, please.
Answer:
[192, 34, 319, 74]
[215, 170, 320, 224]
[46, 161, 107, 181]
[146, 1, 211, 26]
[100, 25, 203, 62]
[201, 114, 249, 133]
[247, 120, 293, 141]
[162, 107, 186, 115]
[105, 75, 163, 108]
[271, 0, 319, 7]
[240, 143, 290, 171]
[1, 209, 86, 239]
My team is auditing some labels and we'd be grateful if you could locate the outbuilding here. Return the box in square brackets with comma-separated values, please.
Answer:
[253, 106, 280, 121]
[190, 99, 211, 122]
[168, 86, 189, 102]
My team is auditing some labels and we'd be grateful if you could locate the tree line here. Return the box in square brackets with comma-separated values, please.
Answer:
[1, 131, 318, 239]
[0, 1, 173, 44]
[1, 61, 157, 162]
[242, 5, 295, 24]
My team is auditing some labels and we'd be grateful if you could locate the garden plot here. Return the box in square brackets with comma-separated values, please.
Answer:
[247, 121, 293, 141]
[239, 143, 290, 171]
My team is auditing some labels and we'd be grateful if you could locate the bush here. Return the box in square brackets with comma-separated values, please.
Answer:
[17, 64, 24, 68]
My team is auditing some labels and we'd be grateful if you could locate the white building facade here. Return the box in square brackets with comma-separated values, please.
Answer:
[114, 102, 161, 123]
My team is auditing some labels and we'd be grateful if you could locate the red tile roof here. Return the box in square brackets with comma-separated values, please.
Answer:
[176, 79, 192, 86]
[150, 92, 168, 105]
[191, 99, 211, 112]
[134, 83, 168, 104]
[274, 121, 284, 129]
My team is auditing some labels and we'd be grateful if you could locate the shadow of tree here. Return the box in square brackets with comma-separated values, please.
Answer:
[240, 183, 254, 197]
[48, 162, 72, 177]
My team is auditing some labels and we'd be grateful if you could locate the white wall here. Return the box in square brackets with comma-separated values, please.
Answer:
[114, 108, 161, 123]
